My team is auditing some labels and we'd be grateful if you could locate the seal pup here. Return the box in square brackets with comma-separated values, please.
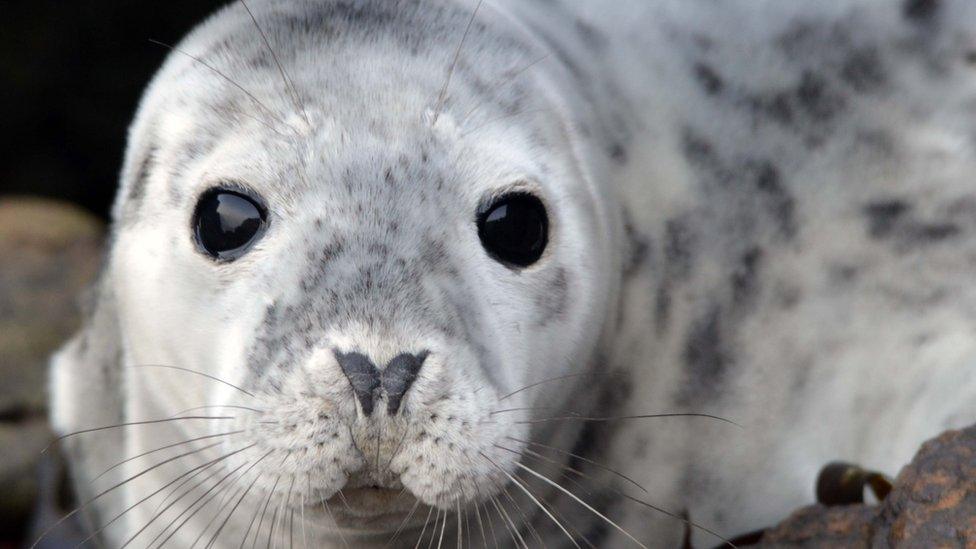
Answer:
[47, 0, 976, 547]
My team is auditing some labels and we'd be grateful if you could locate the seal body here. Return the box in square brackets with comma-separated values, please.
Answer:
[49, 0, 976, 547]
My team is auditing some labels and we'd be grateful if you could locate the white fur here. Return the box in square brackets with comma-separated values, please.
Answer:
[50, 0, 976, 547]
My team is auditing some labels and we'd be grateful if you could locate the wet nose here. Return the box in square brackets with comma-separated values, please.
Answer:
[333, 350, 429, 415]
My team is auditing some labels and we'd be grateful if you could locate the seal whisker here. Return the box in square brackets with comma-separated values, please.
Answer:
[513, 461, 650, 549]
[204, 451, 273, 549]
[486, 501, 501, 549]
[384, 427, 411, 471]
[462, 502, 471, 549]
[262, 483, 280, 549]
[131, 364, 256, 398]
[384, 499, 422, 548]
[238, 489, 264, 549]
[245, 474, 280, 549]
[193, 464, 255, 548]
[460, 53, 552, 128]
[154, 457, 255, 548]
[498, 372, 625, 401]
[481, 451, 580, 548]
[473, 501, 489, 549]
[489, 406, 567, 416]
[412, 505, 435, 549]
[454, 500, 462, 549]
[425, 509, 441, 549]
[121, 453, 231, 548]
[436, 505, 448, 549]
[431, 0, 485, 126]
[489, 495, 526, 549]
[499, 444, 737, 548]
[207, 460, 262, 549]
[299, 480, 308, 549]
[151, 444, 260, 518]
[91, 430, 244, 484]
[44, 416, 236, 453]
[319, 491, 349, 549]
[505, 436, 648, 494]
[460, 108, 549, 138]
[289, 505, 296, 549]
[279, 475, 298, 549]
[516, 412, 742, 428]
[210, 103, 289, 137]
[169, 405, 264, 418]
[238, 0, 311, 128]
[500, 484, 545, 547]
[32, 441, 235, 547]
[147, 39, 294, 133]
[76, 444, 255, 549]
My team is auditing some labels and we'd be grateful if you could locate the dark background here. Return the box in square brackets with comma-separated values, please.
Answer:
[1, 4, 227, 546]
[2, 1, 228, 220]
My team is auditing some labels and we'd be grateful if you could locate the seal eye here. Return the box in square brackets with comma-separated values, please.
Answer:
[477, 192, 548, 267]
[193, 188, 267, 261]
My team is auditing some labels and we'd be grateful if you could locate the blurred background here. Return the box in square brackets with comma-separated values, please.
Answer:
[1, 3, 225, 546]
[2, 1, 227, 219]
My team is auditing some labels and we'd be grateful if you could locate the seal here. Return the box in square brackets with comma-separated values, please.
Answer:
[45, 0, 976, 547]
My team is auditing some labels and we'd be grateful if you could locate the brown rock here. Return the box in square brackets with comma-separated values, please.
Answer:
[758, 505, 876, 548]
[0, 196, 103, 414]
[0, 196, 103, 540]
[752, 425, 976, 548]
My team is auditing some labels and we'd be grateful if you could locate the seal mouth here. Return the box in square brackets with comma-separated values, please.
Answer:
[316, 487, 421, 531]
[337, 486, 405, 510]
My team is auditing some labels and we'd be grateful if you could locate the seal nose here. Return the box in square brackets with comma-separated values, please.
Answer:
[333, 350, 429, 415]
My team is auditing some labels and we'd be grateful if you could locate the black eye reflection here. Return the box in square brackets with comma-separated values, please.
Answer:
[477, 191, 549, 268]
[193, 187, 268, 261]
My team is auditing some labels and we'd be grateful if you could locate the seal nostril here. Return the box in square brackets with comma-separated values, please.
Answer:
[333, 351, 380, 415]
[382, 351, 429, 415]
[333, 349, 429, 416]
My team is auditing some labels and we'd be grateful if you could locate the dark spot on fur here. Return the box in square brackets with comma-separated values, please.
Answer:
[910, 223, 961, 242]
[830, 264, 860, 284]
[753, 162, 797, 238]
[864, 200, 911, 238]
[656, 218, 696, 333]
[731, 247, 763, 307]
[680, 306, 732, 402]
[748, 92, 795, 126]
[796, 71, 845, 120]
[841, 47, 887, 92]
[903, 0, 940, 21]
[608, 142, 628, 163]
[664, 219, 695, 277]
[534, 268, 570, 325]
[681, 130, 720, 171]
[864, 199, 962, 246]
[655, 284, 673, 334]
[694, 63, 725, 96]
[623, 218, 650, 277]
[575, 18, 607, 51]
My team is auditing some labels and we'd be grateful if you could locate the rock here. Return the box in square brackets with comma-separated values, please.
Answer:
[0, 197, 103, 414]
[0, 196, 103, 542]
[751, 425, 976, 547]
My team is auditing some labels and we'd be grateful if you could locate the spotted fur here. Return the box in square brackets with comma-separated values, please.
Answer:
[49, 0, 976, 547]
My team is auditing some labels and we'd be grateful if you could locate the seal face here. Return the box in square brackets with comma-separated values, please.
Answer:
[48, 0, 976, 547]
